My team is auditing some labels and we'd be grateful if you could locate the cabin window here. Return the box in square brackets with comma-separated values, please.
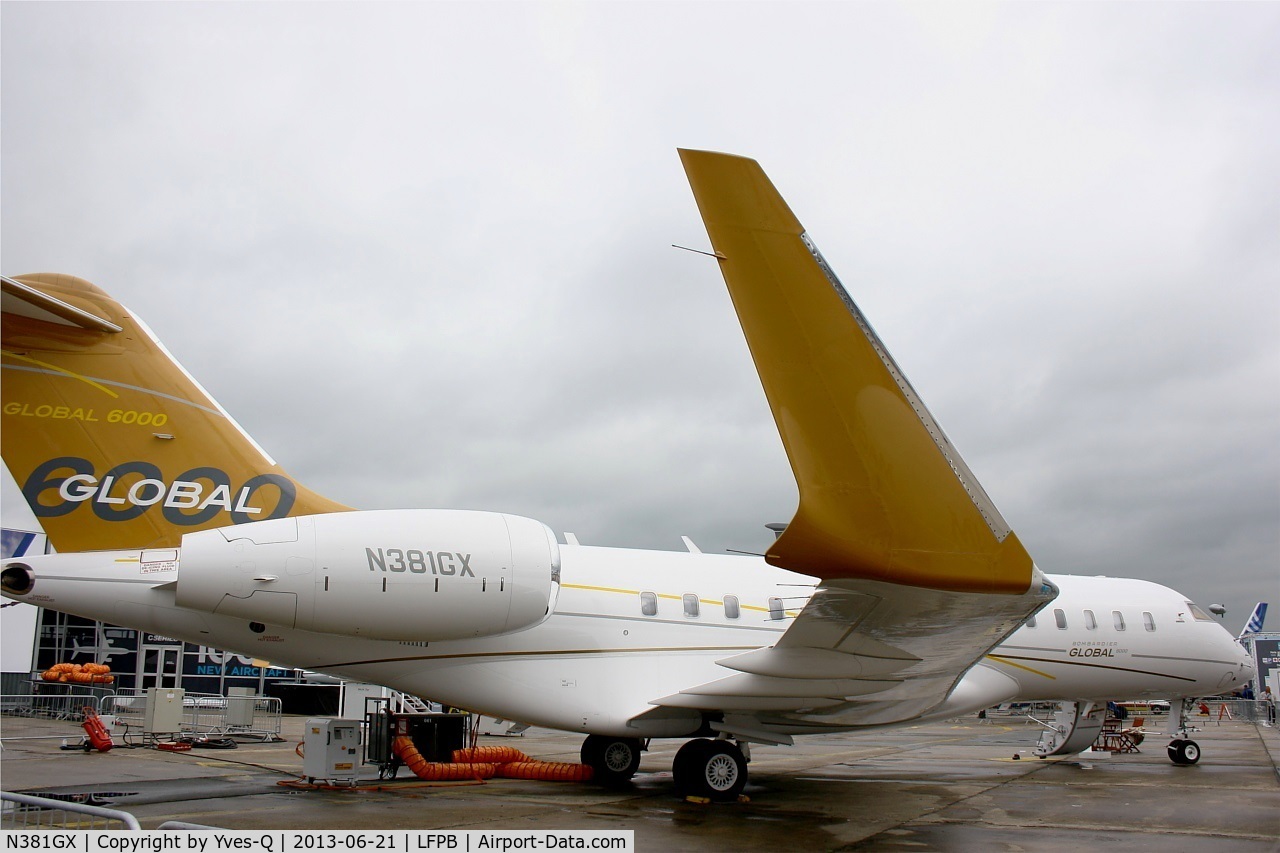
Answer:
[723, 595, 740, 620]
[1054, 608, 1067, 630]
[1084, 609, 1097, 630]
[768, 596, 785, 621]
[1143, 611, 1156, 632]
[1025, 615, 1037, 628]
[1113, 610, 1126, 631]
[683, 593, 700, 618]
[639, 591, 657, 617]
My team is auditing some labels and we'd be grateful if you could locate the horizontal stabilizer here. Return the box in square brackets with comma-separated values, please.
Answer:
[2, 275, 122, 333]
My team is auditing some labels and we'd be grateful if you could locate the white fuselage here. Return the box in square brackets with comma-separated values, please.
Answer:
[3, 543, 1253, 738]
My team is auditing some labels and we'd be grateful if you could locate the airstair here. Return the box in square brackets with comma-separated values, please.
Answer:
[389, 692, 436, 714]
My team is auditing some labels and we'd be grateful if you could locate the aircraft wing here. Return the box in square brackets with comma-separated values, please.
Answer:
[655, 151, 1056, 732]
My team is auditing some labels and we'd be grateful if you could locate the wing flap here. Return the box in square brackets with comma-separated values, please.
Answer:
[664, 673, 898, 700]
[655, 694, 848, 712]
[660, 575, 1053, 729]
[717, 646, 915, 679]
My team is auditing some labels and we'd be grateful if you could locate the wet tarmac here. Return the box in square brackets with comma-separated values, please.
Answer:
[2, 712, 1278, 850]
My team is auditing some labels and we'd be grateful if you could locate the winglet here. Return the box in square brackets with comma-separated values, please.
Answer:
[679, 149, 1033, 594]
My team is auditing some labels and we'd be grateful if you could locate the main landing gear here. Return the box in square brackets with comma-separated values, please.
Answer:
[672, 738, 748, 802]
[578, 734, 750, 801]
[580, 735, 643, 786]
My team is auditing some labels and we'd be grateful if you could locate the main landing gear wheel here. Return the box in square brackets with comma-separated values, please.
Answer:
[673, 738, 747, 802]
[1167, 738, 1201, 765]
[580, 735, 642, 786]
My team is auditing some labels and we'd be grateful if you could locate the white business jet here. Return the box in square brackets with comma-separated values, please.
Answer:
[0, 150, 1253, 800]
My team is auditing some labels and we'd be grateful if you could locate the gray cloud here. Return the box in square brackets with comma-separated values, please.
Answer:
[3, 2, 1276, 624]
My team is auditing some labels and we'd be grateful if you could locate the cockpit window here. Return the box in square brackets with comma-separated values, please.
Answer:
[1186, 602, 1214, 622]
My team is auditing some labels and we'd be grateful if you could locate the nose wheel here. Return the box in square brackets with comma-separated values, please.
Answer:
[1164, 698, 1202, 766]
[1167, 738, 1200, 765]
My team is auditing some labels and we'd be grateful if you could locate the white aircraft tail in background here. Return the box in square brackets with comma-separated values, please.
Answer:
[1239, 602, 1268, 642]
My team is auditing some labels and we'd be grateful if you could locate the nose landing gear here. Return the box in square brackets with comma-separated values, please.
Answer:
[1165, 698, 1201, 766]
[1167, 738, 1201, 765]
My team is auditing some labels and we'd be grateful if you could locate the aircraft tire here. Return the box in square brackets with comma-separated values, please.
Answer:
[1167, 738, 1201, 765]
[673, 738, 746, 802]
[580, 735, 641, 785]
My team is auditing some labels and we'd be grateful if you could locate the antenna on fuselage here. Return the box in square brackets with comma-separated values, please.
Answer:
[724, 522, 789, 556]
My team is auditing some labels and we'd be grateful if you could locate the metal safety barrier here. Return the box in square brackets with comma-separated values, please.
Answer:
[2, 791, 223, 830]
[1, 790, 140, 830]
[1194, 698, 1273, 724]
[97, 689, 283, 741]
[0, 691, 111, 722]
[982, 702, 1060, 722]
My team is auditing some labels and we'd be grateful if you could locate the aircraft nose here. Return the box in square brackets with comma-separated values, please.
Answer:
[1221, 636, 1255, 688]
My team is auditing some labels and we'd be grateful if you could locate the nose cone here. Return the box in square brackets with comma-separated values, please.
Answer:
[1219, 632, 1255, 691]
[1237, 640, 1255, 674]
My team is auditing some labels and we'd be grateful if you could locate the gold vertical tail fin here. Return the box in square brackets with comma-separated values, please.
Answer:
[2, 273, 348, 552]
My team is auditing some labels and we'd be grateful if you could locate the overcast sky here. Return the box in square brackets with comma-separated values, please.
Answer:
[3, 2, 1276, 625]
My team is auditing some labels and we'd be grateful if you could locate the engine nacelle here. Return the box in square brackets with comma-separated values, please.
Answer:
[175, 509, 560, 641]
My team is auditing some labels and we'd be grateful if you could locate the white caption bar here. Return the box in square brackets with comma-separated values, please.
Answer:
[1, 831, 635, 853]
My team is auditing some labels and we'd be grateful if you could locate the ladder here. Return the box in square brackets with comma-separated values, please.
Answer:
[390, 692, 436, 714]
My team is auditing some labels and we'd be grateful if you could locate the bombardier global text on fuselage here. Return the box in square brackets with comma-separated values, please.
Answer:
[0, 150, 1253, 800]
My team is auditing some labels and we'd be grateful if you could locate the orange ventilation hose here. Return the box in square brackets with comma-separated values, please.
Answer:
[455, 744, 594, 782]
[393, 736, 593, 783]
[497, 762, 594, 782]
[43, 662, 114, 684]
[392, 736, 496, 781]
[451, 746, 529, 764]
